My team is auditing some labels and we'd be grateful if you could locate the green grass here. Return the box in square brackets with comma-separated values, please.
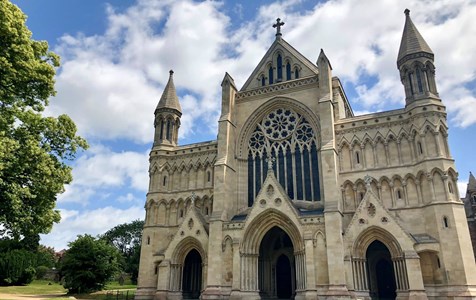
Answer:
[0, 280, 66, 295]
[104, 281, 137, 290]
[0, 280, 136, 299]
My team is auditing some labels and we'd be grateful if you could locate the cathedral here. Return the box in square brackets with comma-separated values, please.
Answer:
[135, 10, 476, 300]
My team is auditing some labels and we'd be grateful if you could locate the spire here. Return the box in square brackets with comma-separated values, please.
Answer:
[156, 70, 182, 114]
[153, 70, 182, 147]
[469, 172, 476, 191]
[397, 9, 434, 68]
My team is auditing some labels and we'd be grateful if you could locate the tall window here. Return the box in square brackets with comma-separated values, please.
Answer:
[286, 62, 291, 80]
[247, 108, 320, 206]
[277, 54, 283, 81]
[166, 120, 171, 140]
[294, 68, 299, 79]
[408, 72, 414, 95]
[416, 68, 423, 93]
[159, 120, 164, 139]
[261, 75, 265, 86]
[269, 66, 274, 84]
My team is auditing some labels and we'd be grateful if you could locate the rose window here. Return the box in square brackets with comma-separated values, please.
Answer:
[247, 107, 320, 206]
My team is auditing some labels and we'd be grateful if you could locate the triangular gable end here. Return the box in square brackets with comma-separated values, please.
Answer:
[344, 183, 416, 252]
[242, 169, 301, 227]
[163, 203, 209, 260]
[240, 38, 319, 91]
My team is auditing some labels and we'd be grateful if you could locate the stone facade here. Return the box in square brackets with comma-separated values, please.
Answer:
[463, 172, 476, 260]
[135, 11, 476, 300]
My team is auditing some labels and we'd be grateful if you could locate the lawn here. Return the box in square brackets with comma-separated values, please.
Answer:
[0, 280, 66, 294]
[0, 280, 136, 299]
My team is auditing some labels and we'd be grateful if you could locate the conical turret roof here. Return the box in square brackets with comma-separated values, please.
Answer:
[156, 70, 182, 113]
[469, 172, 476, 191]
[397, 9, 434, 67]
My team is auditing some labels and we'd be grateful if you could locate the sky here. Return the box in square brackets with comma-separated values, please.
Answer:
[10, 0, 476, 250]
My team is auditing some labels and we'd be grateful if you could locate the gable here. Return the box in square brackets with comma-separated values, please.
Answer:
[240, 38, 318, 91]
[343, 181, 416, 255]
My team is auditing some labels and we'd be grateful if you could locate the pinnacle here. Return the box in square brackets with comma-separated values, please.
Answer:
[397, 8, 433, 67]
[156, 70, 182, 113]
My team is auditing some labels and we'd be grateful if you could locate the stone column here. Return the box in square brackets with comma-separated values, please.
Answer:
[403, 251, 427, 299]
[304, 236, 317, 296]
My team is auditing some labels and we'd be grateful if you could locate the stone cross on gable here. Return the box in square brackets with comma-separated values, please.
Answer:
[364, 175, 373, 187]
[190, 192, 197, 206]
[273, 18, 285, 36]
[266, 156, 276, 171]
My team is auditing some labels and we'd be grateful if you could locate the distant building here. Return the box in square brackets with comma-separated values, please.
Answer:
[136, 10, 476, 300]
[463, 172, 476, 260]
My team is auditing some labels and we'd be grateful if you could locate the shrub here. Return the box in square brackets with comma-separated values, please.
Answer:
[0, 249, 37, 285]
[61, 235, 121, 293]
[36, 265, 50, 279]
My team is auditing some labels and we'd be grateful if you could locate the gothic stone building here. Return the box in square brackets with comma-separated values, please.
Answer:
[136, 10, 476, 300]
[463, 172, 476, 260]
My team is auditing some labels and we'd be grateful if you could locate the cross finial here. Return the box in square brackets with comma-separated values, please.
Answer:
[190, 192, 197, 205]
[273, 18, 285, 37]
[364, 175, 373, 187]
[266, 156, 276, 171]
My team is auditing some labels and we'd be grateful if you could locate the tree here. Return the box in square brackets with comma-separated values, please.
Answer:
[60, 235, 121, 293]
[0, 0, 87, 239]
[100, 220, 144, 283]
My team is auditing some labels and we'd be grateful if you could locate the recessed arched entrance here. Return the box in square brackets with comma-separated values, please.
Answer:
[182, 249, 202, 299]
[366, 240, 397, 300]
[258, 226, 295, 299]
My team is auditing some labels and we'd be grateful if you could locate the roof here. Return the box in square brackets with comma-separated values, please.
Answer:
[156, 70, 182, 113]
[240, 36, 319, 91]
[397, 9, 433, 67]
[469, 172, 476, 191]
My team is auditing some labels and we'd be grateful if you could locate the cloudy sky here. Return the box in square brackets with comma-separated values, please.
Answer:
[11, 0, 476, 250]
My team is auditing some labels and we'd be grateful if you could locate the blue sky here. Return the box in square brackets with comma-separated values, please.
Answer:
[11, 0, 476, 250]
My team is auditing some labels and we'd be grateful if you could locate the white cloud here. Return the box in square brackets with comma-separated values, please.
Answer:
[58, 145, 149, 204]
[41, 206, 145, 251]
[458, 180, 468, 198]
[46, 0, 476, 146]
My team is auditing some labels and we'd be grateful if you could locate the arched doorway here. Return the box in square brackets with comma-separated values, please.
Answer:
[182, 249, 202, 299]
[258, 226, 295, 299]
[366, 240, 396, 300]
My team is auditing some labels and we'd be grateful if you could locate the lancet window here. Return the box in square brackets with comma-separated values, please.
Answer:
[247, 108, 320, 206]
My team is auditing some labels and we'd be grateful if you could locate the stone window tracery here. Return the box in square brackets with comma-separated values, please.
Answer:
[247, 108, 320, 206]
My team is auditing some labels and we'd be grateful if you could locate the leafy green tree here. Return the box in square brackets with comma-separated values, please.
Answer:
[100, 220, 144, 283]
[61, 235, 122, 293]
[0, 249, 36, 285]
[36, 244, 56, 268]
[0, 0, 87, 239]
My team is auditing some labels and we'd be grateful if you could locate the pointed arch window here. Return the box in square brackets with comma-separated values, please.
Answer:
[286, 62, 291, 80]
[416, 68, 423, 93]
[166, 119, 171, 140]
[159, 119, 164, 140]
[261, 75, 265, 86]
[268, 66, 274, 84]
[277, 54, 283, 81]
[408, 72, 414, 95]
[247, 108, 320, 206]
[294, 68, 299, 79]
